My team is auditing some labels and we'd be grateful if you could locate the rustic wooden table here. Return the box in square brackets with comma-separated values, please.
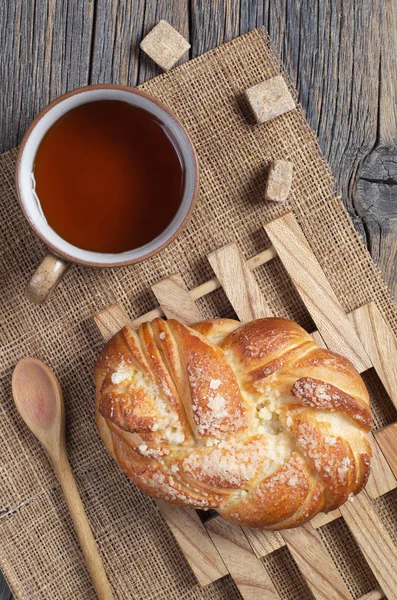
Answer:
[1, 1, 396, 598]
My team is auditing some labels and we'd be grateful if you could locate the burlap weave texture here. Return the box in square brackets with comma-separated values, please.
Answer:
[1, 27, 397, 599]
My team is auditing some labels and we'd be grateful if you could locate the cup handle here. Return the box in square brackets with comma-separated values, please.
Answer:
[25, 253, 70, 304]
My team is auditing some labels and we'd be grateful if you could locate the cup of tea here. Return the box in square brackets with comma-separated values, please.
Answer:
[16, 84, 199, 304]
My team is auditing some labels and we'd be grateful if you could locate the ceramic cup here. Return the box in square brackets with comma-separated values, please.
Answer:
[16, 84, 199, 304]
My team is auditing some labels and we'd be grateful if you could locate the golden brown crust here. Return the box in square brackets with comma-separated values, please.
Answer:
[292, 377, 372, 430]
[94, 317, 372, 529]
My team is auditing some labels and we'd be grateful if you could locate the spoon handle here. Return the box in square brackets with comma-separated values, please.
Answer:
[53, 450, 114, 600]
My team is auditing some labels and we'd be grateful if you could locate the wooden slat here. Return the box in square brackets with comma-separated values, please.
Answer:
[366, 434, 397, 499]
[310, 509, 342, 529]
[282, 524, 350, 600]
[0, 0, 94, 152]
[91, 0, 189, 87]
[93, 300, 227, 586]
[375, 423, 397, 478]
[264, 213, 371, 372]
[205, 518, 279, 600]
[208, 242, 350, 600]
[152, 273, 203, 323]
[151, 274, 273, 590]
[348, 303, 397, 493]
[314, 327, 396, 500]
[94, 302, 131, 341]
[208, 243, 272, 321]
[358, 588, 384, 600]
[350, 302, 397, 408]
[340, 492, 397, 600]
[243, 528, 285, 558]
[157, 501, 228, 586]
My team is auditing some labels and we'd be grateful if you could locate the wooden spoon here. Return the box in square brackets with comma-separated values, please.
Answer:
[12, 357, 114, 600]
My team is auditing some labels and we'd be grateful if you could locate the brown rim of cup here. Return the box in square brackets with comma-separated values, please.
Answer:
[15, 84, 200, 268]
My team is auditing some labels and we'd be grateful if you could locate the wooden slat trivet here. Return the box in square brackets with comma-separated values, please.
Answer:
[93, 211, 397, 599]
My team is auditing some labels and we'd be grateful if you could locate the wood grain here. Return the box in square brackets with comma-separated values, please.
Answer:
[93, 302, 131, 342]
[264, 213, 371, 372]
[358, 590, 384, 600]
[91, 0, 190, 86]
[93, 299, 228, 587]
[130, 247, 277, 329]
[313, 324, 397, 594]
[375, 423, 397, 479]
[205, 518, 279, 600]
[365, 433, 396, 500]
[0, 0, 94, 152]
[156, 501, 228, 586]
[0, 577, 11, 600]
[12, 358, 114, 600]
[208, 243, 272, 322]
[2, 1, 396, 301]
[340, 492, 397, 600]
[152, 274, 203, 324]
[281, 524, 350, 600]
[353, 1, 397, 299]
[310, 509, 342, 529]
[350, 302, 397, 409]
[243, 528, 284, 559]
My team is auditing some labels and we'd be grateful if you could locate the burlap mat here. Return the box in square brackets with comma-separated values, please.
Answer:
[1, 27, 397, 600]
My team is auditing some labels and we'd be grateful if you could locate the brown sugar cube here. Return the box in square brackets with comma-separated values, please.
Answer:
[140, 20, 191, 71]
[245, 75, 296, 124]
[265, 160, 294, 202]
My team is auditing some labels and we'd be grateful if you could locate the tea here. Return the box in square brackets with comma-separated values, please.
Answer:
[33, 100, 185, 253]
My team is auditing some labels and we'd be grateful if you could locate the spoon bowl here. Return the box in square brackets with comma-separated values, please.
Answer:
[12, 358, 65, 459]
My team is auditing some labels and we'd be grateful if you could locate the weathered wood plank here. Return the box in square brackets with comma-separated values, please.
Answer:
[264, 213, 371, 372]
[0, 575, 12, 600]
[375, 423, 397, 479]
[2, 3, 397, 599]
[0, 0, 94, 152]
[90, 0, 190, 86]
[353, 1, 397, 299]
[2, 0, 397, 302]
[190, 0, 241, 57]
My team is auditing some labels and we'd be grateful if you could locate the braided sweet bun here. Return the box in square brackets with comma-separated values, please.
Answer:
[94, 317, 372, 530]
